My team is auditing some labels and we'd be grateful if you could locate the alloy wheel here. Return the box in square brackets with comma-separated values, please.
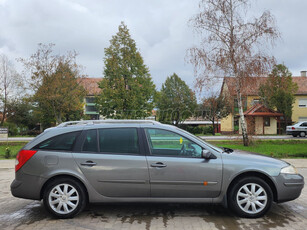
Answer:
[236, 183, 268, 215]
[48, 183, 80, 215]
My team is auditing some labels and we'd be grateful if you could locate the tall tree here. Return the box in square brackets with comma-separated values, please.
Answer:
[188, 0, 280, 146]
[96, 22, 156, 119]
[259, 64, 298, 129]
[202, 94, 231, 135]
[0, 54, 23, 125]
[157, 73, 197, 125]
[19, 43, 86, 125]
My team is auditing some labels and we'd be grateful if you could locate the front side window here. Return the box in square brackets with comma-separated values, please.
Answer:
[34, 131, 81, 151]
[99, 128, 139, 154]
[145, 128, 202, 158]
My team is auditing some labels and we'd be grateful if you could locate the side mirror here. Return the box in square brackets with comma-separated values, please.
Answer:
[202, 149, 217, 159]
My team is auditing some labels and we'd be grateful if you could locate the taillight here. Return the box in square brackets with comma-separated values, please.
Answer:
[292, 127, 295, 130]
[15, 150, 37, 172]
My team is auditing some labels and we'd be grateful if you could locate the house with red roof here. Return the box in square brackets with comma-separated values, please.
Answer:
[220, 71, 307, 134]
[78, 78, 102, 120]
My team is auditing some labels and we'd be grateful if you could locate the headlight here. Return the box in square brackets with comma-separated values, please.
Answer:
[280, 165, 298, 174]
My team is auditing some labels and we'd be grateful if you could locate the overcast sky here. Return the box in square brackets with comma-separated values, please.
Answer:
[1, 0, 307, 98]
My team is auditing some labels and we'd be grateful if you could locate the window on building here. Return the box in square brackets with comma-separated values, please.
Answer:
[234, 97, 247, 113]
[85, 97, 95, 104]
[33, 131, 81, 151]
[85, 105, 98, 112]
[99, 128, 139, 154]
[264, 117, 270, 127]
[299, 99, 307, 107]
[252, 99, 260, 105]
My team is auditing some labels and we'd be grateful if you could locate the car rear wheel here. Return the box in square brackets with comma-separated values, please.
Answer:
[228, 177, 273, 218]
[43, 177, 87, 218]
[300, 132, 306, 137]
[292, 134, 297, 137]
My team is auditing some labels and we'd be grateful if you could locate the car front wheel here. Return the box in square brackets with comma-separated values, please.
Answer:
[43, 177, 87, 218]
[228, 177, 273, 218]
[300, 132, 306, 137]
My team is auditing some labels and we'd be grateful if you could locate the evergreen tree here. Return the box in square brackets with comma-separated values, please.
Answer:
[96, 22, 156, 119]
[157, 73, 197, 125]
[259, 64, 298, 127]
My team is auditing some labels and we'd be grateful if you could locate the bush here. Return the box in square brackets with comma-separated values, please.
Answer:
[4, 147, 11, 159]
[180, 125, 215, 135]
[3, 122, 18, 136]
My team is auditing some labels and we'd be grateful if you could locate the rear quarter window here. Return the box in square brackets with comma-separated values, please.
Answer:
[33, 131, 81, 151]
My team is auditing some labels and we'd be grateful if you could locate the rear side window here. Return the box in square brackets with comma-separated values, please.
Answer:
[34, 131, 81, 151]
[82, 129, 98, 152]
[99, 128, 139, 154]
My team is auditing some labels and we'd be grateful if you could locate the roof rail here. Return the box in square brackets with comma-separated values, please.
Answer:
[56, 119, 161, 128]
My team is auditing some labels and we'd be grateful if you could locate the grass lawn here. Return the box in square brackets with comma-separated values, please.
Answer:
[0, 142, 27, 159]
[209, 140, 307, 158]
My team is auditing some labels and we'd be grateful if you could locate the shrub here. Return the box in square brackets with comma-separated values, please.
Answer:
[4, 147, 11, 159]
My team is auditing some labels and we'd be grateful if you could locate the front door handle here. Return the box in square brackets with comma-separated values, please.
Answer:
[151, 162, 167, 168]
[81, 161, 97, 167]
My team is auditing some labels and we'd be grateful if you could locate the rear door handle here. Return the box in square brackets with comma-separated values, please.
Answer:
[81, 161, 97, 167]
[151, 162, 167, 168]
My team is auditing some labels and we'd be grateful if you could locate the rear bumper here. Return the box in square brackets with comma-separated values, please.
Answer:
[286, 131, 298, 135]
[11, 173, 46, 200]
[274, 173, 304, 203]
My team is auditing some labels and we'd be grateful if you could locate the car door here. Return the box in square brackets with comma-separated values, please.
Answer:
[144, 128, 223, 198]
[72, 128, 150, 197]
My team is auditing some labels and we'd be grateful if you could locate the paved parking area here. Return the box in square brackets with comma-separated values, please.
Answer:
[0, 161, 306, 230]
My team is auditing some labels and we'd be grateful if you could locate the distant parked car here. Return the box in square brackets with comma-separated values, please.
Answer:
[11, 120, 304, 219]
[286, 121, 307, 137]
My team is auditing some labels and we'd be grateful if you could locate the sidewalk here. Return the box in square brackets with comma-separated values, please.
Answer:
[0, 159, 306, 169]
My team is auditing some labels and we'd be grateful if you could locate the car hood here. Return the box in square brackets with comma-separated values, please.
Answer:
[222, 149, 289, 176]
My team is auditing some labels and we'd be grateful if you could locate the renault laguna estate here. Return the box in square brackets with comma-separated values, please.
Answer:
[11, 120, 304, 218]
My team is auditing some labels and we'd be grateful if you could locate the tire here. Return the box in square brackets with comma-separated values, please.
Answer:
[292, 134, 297, 137]
[228, 177, 273, 218]
[300, 132, 306, 137]
[43, 177, 87, 218]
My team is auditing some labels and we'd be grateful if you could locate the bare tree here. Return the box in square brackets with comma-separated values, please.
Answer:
[188, 0, 280, 145]
[19, 43, 86, 125]
[0, 54, 22, 125]
[202, 94, 231, 135]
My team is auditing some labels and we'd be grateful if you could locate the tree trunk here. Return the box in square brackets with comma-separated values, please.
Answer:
[212, 118, 215, 135]
[237, 91, 249, 146]
[55, 112, 62, 125]
[1, 106, 6, 125]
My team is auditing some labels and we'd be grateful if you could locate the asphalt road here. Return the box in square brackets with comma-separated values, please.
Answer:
[0, 163, 306, 230]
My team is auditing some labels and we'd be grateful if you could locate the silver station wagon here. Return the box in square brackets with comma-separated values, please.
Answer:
[11, 120, 304, 218]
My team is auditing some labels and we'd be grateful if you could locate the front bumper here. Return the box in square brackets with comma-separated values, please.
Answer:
[274, 173, 304, 203]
